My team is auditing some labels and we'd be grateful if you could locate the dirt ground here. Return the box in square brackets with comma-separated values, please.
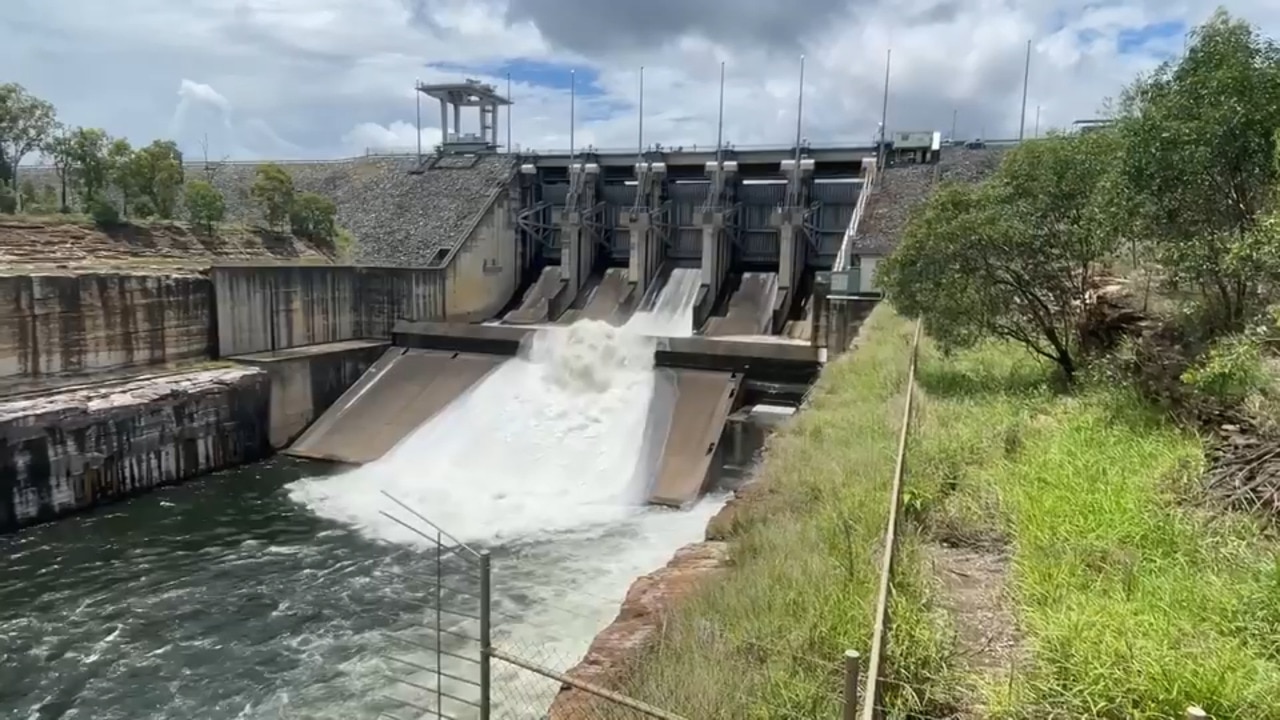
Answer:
[0, 215, 335, 273]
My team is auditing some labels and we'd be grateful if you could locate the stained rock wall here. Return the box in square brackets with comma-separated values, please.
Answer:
[0, 366, 271, 531]
[0, 272, 214, 390]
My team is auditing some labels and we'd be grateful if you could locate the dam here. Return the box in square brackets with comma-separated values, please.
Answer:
[0, 79, 1002, 717]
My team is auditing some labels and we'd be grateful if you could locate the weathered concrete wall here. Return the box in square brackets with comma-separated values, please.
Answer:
[0, 273, 213, 387]
[0, 366, 270, 532]
[212, 266, 447, 356]
[442, 190, 522, 322]
[229, 339, 389, 448]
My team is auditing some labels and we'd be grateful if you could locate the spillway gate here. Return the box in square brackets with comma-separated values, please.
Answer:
[376, 492, 688, 720]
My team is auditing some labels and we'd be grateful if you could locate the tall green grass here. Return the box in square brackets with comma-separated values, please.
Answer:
[911, 339, 1280, 719]
[622, 305, 960, 718]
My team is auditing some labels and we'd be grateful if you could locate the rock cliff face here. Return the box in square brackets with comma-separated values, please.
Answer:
[0, 272, 214, 392]
[0, 366, 270, 531]
[546, 542, 730, 719]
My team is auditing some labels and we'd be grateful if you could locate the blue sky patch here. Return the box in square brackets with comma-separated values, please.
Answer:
[1117, 20, 1185, 53]
[427, 59, 604, 98]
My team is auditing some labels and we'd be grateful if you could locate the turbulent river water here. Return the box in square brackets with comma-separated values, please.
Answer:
[0, 268, 733, 720]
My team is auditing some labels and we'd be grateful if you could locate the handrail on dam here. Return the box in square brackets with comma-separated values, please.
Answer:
[833, 160, 876, 273]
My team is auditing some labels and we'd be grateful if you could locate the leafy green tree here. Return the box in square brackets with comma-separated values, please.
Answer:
[289, 191, 337, 241]
[0, 83, 58, 210]
[42, 129, 73, 212]
[106, 138, 136, 216]
[880, 132, 1119, 380]
[184, 179, 225, 234]
[250, 163, 294, 230]
[126, 140, 184, 219]
[1114, 9, 1280, 328]
[65, 127, 112, 206]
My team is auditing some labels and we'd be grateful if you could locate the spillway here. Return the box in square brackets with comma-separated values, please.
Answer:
[287, 265, 710, 543]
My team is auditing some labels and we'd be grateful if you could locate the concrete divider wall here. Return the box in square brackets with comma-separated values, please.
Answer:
[229, 340, 389, 449]
[0, 273, 214, 387]
[212, 266, 447, 356]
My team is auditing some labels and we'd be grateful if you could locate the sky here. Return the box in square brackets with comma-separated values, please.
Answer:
[0, 0, 1265, 163]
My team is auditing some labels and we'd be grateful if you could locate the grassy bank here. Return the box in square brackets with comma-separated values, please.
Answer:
[621, 305, 957, 718]
[909, 338, 1280, 718]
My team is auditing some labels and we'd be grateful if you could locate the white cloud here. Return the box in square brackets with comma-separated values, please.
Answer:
[0, 0, 1258, 161]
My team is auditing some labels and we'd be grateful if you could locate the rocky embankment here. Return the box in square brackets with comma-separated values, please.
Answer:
[545, 482, 770, 717]
[21, 153, 515, 267]
[205, 154, 515, 266]
[853, 146, 1007, 255]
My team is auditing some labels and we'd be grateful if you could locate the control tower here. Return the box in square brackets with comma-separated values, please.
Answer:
[416, 79, 512, 153]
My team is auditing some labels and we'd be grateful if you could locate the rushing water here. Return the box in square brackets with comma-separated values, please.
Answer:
[0, 268, 732, 719]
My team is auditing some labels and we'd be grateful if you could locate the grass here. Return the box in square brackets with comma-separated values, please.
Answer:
[620, 305, 961, 718]
[908, 336, 1280, 719]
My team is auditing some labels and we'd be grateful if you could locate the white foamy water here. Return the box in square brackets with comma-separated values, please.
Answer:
[282, 269, 726, 717]
[287, 265, 708, 546]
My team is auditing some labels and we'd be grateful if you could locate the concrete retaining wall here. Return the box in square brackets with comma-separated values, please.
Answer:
[212, 266, 447, 356]
[0, 366, 271, 531]
[0, 273, 214, 388]
[229, 339, 389, 449]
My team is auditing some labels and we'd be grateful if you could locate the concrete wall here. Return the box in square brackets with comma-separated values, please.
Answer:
[441, 190, 521, 321]
[0, 366, 271, 532]
[212, 266, 447, 356]
[0, 273, 213, 387]
[229, 339, 389, 448]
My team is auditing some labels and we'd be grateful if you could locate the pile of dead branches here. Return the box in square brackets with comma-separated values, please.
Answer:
[1203, 426, 1280, 518]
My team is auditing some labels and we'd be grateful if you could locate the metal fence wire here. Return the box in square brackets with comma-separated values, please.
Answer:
[375, 490, 682, 720]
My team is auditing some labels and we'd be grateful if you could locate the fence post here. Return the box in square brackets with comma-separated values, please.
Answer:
[843, 650, 860, 720]
[479, 551, 492, 720]
[1186, 707, 1207, 720]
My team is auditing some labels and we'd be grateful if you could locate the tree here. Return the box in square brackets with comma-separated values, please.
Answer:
[127, 140, 184, 219]
[879, 132, 1120, 381]
[65, 127, 112, 206]
[250, 163, 294, 230]
[1114, 9, 1280, 328]
[106, 138, 136, 216]
[289, 191, 337, 241]
[42, 129, 73, 212]
[0, 83, 58, 210]
[184, 179, 225, 234]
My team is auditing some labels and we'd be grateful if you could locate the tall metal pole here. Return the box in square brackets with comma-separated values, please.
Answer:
[794, 55, 805, 162]
[878, 49, 891, 169]
[950, 109, 957, 141]
[716, 61, 726, 162]
[1034, 105, 1041, 138]
[478, 552, 491, 720]
[638, 66, 645, 157]
[569, 69, 576, 161]
[1018, 39, 1031, 141]
[506, 72, 512, 152]
[414, 78, 422, 162]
